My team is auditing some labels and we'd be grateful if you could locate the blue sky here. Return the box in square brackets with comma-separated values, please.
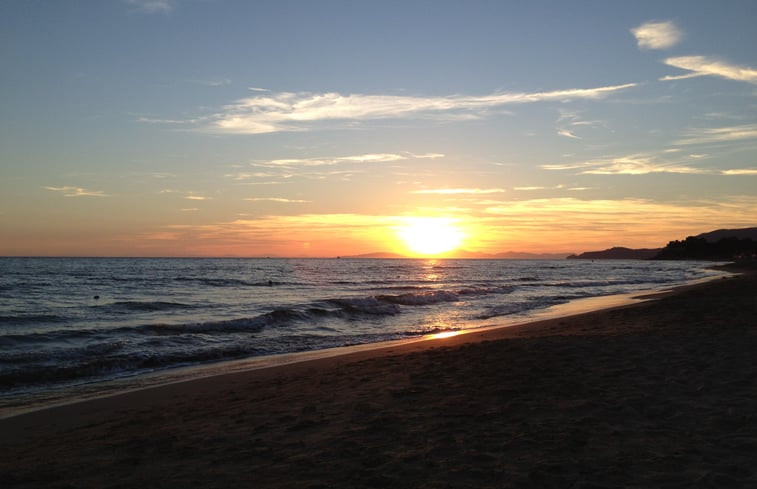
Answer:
[1, 0, 756, 256]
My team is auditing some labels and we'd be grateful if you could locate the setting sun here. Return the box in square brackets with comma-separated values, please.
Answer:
[397, 217, 466, 256]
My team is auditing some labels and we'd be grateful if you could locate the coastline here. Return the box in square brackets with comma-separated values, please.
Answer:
[1, 262, 755, 487]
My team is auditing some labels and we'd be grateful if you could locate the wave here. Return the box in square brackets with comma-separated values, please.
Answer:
[0, 341, 263, 391]
[137, 308, 318, 335]
[0, 339, 128, 364]
[97, 301, 196, 313]
[476, 300, 561, 320]
[326, 297, 401, 315]
[174, 277, 293, 287]
[0, 314, 65, 326]
[377, 290, 459, 306]
[1, 283, 520, 347]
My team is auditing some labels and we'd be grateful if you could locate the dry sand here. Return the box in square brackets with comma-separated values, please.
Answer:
[1, 263, 756, 488]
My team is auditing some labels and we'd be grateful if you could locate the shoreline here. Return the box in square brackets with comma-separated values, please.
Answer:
[0, 269, 729, 420]
[2, 262, 755, 488]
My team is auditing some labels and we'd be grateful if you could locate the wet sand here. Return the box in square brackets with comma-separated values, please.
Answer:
[2, 263, 756, 488]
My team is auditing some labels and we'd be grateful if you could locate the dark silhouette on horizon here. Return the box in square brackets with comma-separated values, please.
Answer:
[653, 236, 757, 260]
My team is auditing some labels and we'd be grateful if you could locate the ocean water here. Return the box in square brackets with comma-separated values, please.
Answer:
[0, 257, 720, 405]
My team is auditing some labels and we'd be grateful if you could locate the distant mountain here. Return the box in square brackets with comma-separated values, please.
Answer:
[695, 227, 757, 242]
[451, 250, 496, 258]
[342, 250, 570, 259]
[341, 252, 407, 259]
[567, 247, 662, 260]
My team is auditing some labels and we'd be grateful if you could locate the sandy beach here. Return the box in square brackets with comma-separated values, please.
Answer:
[1, 263, 756, 488]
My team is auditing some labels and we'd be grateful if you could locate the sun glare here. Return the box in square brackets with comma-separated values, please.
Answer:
[397, 217, 465, 256]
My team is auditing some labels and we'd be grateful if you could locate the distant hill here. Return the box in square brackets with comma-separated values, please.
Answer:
[341, 252, 407, 259]
[567, 247, 662, 260]
[695, 227, 757, 242]
[342, 250, 570, 259]
[654, 227, 757, 260]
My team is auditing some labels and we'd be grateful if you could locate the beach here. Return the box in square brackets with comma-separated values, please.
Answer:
[1, 263, 756, 488]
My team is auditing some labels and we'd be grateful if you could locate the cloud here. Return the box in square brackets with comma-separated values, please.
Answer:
[265, 153, 405, 166]
[195, 79, 231, 87]
[411, 188, 506, 195]
[127, 0, 174, 14]
[513, 185, 579, 191]
[185, 195, 211, 201]
[243, 197, 311, 203]
[557, 129, 581, 139]
[663, 56, 757, 84]
[721, 168, 757, 175]
[201, 83, 637, 134]
[243, 152, 444, 170]
[44, 186, 108, 197]
[659, 72, 707, 82]
[138, 195, 757, 256]
[674, 124, 757, 145]
[542, 153, 708, 175]
[480, 197, 757, 244]
[631, 21, 683, 50]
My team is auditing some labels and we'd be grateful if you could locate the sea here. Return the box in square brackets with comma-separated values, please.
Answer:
[0, 257, 723, 414]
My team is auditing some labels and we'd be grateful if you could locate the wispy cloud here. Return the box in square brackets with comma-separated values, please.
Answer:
[674, 124, 757, 145]
[543, 154, 707, 175]
[555, 109, 603, 140]
[225, 152, 445, 181]
[185, 195, 211, 201]
[194, 78, 231, 87]
[44, 186, 108, 197]
[557, 129, 581, 139]
[196, 84, 637, 134]
[141, 196, 757, 255]
[481, 197, 757, 245]
[721, 168, 757, 175]
[659, 72, 707, 82]
[513, 184, 586, 191]
[662, 56, 757, 84]
[243, 197, 311, 203]
[260, 152, 442, 167]
[513, 186, 548, 191]
[410, 188, 506, 195]
[126, 0, 174, 14]
[631, 21, 683, 50]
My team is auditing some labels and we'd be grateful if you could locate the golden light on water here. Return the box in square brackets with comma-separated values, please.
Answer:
[396, 217, 466, 256]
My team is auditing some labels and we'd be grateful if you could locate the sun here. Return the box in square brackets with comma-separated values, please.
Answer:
[396, 217, 465, 256]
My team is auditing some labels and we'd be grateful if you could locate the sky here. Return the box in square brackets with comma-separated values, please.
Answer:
[1, 0, 756, 257]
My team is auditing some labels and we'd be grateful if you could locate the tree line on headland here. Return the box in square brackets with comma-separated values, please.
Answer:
[568, 227, 757, 261]
[653, 235, 757, 260]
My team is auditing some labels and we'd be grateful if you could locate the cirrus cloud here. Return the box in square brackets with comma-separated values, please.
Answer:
[542, 153, 708, 175]
[411, 188, 506, 195]
[197, 83, 637, 134]
[662, 56, 757, 84]
[674, 124, 757, 145]
[44, 186, 109, 197]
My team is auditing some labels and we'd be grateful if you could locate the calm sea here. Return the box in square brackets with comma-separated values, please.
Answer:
[0, 257, 720, 410]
